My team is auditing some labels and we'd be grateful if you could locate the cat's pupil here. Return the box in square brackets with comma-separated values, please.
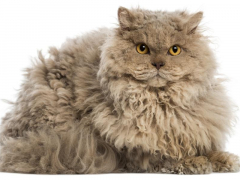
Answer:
[140, 44, 146, 51]
[172, 46, 178, 53]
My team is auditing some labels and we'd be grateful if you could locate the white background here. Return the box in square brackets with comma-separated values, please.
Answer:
[0, 0, 240, 179]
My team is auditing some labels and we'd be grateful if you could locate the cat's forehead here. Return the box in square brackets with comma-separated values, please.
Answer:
[143, 10, 184, 29]
[129, 18, 185, 49]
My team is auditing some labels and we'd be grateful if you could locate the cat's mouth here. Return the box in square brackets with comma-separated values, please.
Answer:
[125, 69, 169, 87]
[156, 73, 165, 79]
[151, 71, 167, 80]
[133, 68, 167, 79]
[147, 73, 168, 87]
[122, 71, 168, 88]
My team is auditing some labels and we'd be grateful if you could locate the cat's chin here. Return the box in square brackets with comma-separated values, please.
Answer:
[147, 76, 167, 87]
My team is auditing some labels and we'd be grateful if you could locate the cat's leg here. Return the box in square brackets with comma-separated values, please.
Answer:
[175, 156, 212, 174]
[0, 122, 121, 174]
[206, 151, 240, 172]
[156, 156, 212, 174]
[124, 149, 212, 174]
[159, 152, 240, 174]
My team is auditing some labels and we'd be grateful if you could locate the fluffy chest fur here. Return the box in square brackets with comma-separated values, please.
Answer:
[92, 77, 232, 159]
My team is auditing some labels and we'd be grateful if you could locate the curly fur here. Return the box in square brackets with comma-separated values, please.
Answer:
[0, 7, 239, 174]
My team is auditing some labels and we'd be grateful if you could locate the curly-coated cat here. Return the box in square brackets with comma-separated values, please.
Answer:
[0, 7, 239, 174]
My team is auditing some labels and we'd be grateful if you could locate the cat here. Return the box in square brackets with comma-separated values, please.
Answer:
[0, 6, 239, 174]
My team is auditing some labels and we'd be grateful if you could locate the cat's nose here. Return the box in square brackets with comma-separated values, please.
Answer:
[151, 61, 165, 70]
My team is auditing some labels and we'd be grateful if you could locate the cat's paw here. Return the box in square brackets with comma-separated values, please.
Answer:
[177, 156, 212, 174]
[207, 151, 240, 172]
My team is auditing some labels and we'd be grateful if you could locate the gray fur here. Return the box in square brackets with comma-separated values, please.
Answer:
[0, 7, 239, 174]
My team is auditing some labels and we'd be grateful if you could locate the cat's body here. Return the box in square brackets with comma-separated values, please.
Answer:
[0, 7, 239, 174]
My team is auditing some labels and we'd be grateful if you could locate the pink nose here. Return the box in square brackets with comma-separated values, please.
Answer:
[151, 61, 165, 70]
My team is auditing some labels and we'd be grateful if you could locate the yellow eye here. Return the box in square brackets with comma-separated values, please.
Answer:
[136, 43, 149, 54]
[169, 45, 181, 56]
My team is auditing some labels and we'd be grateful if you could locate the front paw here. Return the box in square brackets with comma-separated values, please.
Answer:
[177, 156, 212, 174]
[207, 151, 240, 172]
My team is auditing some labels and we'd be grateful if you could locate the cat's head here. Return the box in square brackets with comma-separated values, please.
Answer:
[98, 7, 217, 88]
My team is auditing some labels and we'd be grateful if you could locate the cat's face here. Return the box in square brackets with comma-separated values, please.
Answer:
[99, 7, 217, 88]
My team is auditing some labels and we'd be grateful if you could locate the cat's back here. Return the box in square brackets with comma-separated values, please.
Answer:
[0, 28, 111, 138]
[59, 28, 113, 118]
[59, 27, 111, 65]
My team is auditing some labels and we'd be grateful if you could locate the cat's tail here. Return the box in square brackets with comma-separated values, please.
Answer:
[0, 122, 121, 174]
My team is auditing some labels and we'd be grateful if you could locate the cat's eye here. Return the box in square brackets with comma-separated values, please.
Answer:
[136, 43, 149, 54]
[168, 45, 181, 56]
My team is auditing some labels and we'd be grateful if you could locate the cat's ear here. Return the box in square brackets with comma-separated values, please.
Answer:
[185, 12, 203, 35]
[118, 7, 134, 31]
[118, 7, 144, 31]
